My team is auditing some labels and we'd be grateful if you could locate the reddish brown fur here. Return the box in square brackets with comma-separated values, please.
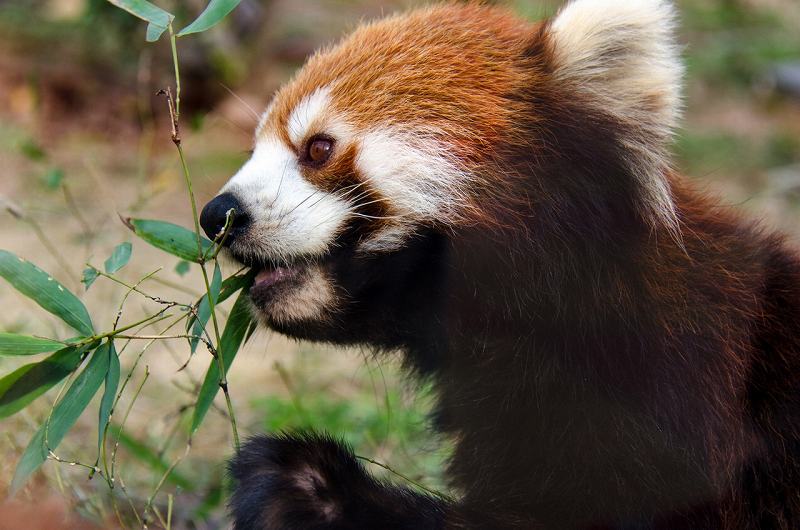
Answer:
[265, 5, 540, 161]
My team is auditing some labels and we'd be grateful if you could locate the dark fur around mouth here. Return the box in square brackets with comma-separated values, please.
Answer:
[226, 215, 389, 304]
[226, 228, 450, 365]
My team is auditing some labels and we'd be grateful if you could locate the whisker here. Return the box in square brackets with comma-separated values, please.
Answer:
[349, 212, 404, 220]
[351, 197, 390, 210]
[219, 82, 261, 122]
[274, 182, 363, 226]
[281, 189, 321, 218]
[306, 184, 370, 212]
[332, 181, 369, 201]
[338, 190, 372, 206]
[269, 159, 290, 209]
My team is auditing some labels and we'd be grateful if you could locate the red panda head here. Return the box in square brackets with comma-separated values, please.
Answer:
[200, 0, 683, 342]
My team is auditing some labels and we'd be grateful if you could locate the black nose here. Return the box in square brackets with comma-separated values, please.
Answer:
[200, 192, 250, 245]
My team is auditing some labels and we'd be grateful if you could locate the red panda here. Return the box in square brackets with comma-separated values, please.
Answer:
[198, 1, 800, 528]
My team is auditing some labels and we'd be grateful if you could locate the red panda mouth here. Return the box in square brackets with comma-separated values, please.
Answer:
[227, 242, 348, 316]
[248, 261, 312, 300]
[230, 251, 329, 301]
[253, 265, 301, 290]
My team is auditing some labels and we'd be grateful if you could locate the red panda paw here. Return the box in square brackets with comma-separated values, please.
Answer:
[228, 432, 453, 529]
[227, 432, 371, 530]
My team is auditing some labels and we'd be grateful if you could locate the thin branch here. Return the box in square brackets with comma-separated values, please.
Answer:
[355, 455, 451, 501]
[160, 25, 240, 450]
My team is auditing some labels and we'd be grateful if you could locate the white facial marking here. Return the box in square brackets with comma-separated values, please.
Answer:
[357, 225, 413, 254]
[355, 127, 472, 251]
[267, 267, 336, 324]
[551, 0, 682, 233]
[287, 87, 332, 147]
[221, 137, 350, 262]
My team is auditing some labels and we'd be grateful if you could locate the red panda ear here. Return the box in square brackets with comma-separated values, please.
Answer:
[548, 0, 683, 232]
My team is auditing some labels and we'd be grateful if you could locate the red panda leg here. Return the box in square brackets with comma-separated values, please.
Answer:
[228, 433, 459, 530]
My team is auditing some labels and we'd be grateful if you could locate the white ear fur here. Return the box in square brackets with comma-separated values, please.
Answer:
[550, 0, 683, 231]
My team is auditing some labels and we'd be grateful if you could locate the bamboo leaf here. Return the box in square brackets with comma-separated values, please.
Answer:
[191, 290, 254, 432]
[145, 21, 168, 42]
[0, 344, 90, 418]
[177, 0, 242, 37]
[104, 242, 132, 274]
[43, 168, 64, 189]
[218, 269, 256, 303]
[97, 342, 120, 452]
[184, 269, 253, 337]
[11, 344, 110, 492]
[124, 218, 212, 263]
[20, 139, 45, 161]
[0, 250, 94, 336]
[188, 263, 222, 354]
[106, 0, 174, 42]
[174, 260, 190, 277]
[82, 266, 99, 290]
[0, 333, 64, 356]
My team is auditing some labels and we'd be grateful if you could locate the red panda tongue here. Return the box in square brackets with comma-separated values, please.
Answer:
[254, 266, 298, 288]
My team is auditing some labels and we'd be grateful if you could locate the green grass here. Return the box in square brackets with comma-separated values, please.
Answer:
[675, 130, 800, 178]
[251, 353, 449, 488]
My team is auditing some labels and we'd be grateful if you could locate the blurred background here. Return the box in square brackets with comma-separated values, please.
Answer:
[1, 0, 799, 528]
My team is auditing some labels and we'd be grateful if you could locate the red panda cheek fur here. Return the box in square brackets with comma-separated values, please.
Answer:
[227, 1, 800, 529]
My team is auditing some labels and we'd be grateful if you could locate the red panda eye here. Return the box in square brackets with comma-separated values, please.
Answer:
[306, 136, 333, 165]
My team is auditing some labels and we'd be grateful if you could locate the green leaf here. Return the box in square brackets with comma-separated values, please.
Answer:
[188, 263, 222, 354]
[185, 269, 253, 342]
[177, 0, 242, 36]
[104, 242, 132, 274]
[12, 344, 110, 492]
[145, 21, 167, 42]
[0, 250, 94, 336]
[42, 168, 64, 190]
[191, 290, 255, 432]
[106, 0, 174, 42]
[97, 342, 120, 452]
[218, 269, 256, 303]
[0, 344, 90, 418]
[82, 267, 99, 290]
[19, 139, 45, 161]
[124, 218, 212, 263]
[0, 333, 64, 356]
[174, 260, 190, 277]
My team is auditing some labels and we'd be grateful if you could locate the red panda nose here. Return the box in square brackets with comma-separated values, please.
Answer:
[200, 192, 250, 245]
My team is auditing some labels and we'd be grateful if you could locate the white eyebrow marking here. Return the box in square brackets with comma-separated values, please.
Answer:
[287, 86, 332, 147]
